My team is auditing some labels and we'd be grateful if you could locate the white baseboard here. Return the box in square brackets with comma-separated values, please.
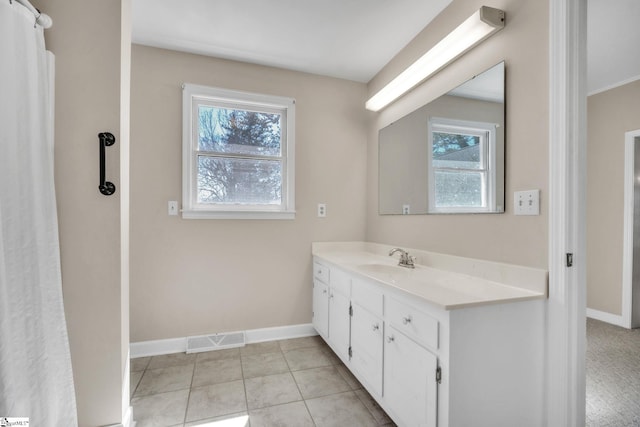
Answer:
[245, 323, 317, 343]
[586, 308, 626, 328]
[130, 337, 187, 358]
[130, 323, 317, 358]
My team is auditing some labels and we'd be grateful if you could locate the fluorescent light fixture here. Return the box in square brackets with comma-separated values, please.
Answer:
[366, 6, 505, 112]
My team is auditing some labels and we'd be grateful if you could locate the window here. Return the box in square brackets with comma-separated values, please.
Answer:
[182, 84, 295, 219]
[428, 118, 497, 213]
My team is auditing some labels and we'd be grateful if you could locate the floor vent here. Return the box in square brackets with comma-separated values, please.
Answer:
[186, 331, 246, 354]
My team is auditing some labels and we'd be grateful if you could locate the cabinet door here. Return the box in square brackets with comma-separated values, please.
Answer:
[328, 287, 350, 362]
[313, 280, 329, 338]
[350, 303, 383, 396]
[384, 326, 438, 427]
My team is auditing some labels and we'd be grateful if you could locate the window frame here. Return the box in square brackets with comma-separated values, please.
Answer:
[427, 117, 497, 213]
[182, 84, 296, 219]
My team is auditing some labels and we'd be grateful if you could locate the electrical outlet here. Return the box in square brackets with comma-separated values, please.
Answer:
[402, 204, 410, 215]
[514, 190, 540, 215]
[317, 203, 326, 218]
[168, 201, 179, 216]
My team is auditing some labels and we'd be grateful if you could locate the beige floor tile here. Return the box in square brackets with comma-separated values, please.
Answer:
[131, 356, 151, 372]
[131, 389, 189, 427]
[135, 364, 194, 396]
[306, 391, 378, 427]
[184, 411, 250, 427]
[282, 347, 333, 371]
[278, 335, 324, 351]
[129, 340, 394, 427]
[322, 347, 342, 365]
[186, 380, 247, 422]
[241, 351, 289, 379]
[192, 358, 242, 387]
[336, 364, 363, 390]
[240, 341, 281, 356]
[249, 401, 314, 427]
[130, 371, 144, 398]
[244, 372, 302, 410]
[196, 348, 241, 363]
[148, 352, 197, 369]
[355, 388, 395, 425]
[292, 365, 351, 399]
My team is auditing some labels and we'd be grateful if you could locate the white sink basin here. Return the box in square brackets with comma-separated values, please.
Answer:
[357, 263, 414, 282]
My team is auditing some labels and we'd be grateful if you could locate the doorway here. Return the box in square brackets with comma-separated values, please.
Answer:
[622, 130, 640, 328]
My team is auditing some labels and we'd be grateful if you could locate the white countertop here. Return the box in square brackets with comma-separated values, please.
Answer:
[312, 242, 548, 310]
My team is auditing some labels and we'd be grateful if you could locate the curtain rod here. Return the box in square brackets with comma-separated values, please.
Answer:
[14, 0, 52, 28]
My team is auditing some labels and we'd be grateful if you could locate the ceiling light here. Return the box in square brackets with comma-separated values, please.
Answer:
[366, 6, 505, 112]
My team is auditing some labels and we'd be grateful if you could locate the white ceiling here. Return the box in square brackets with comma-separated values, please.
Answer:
[588, 0, 640, 94]
[132, 0, 451, 83]
[132, 0, 640, 92]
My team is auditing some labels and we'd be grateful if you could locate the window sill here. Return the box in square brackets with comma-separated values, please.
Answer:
[181, 209, 296, 220]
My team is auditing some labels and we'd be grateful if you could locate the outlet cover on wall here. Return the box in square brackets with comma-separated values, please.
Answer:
[317, 203, 326, 217]
[514, 190, 540, 215]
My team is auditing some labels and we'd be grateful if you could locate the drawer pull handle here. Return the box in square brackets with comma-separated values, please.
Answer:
[386, 335, 395, 343]
[402, 315, 412, 325]
[372, 324, 379, 331]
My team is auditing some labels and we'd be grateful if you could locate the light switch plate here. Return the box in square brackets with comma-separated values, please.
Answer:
[168, 201, 179, 216]
[514, 190, 540, 215]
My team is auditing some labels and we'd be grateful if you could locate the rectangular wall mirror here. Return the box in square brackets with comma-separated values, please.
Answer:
[379, 61, 505, 215]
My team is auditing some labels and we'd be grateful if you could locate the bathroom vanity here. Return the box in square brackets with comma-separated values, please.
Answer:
[311, 242, 548, 427]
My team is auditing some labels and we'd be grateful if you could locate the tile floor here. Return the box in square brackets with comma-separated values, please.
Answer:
[130, 336, 396, 427]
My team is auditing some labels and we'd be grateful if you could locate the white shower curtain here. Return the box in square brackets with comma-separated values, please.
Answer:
[0, 2, 78, 425]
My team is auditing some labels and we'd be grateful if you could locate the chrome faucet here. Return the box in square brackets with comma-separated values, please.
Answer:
[389, 248, 415, 268]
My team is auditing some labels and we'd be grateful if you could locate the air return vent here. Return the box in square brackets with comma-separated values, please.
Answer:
[186, 331, 246, 354]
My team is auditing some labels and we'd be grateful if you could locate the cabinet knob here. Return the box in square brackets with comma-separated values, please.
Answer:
[402, 315, 412, 325]
[387, 335, 395, 343]
[329, 293, 334, 299]
[322, 289, 327, 294]
[372, 324, 379, 331]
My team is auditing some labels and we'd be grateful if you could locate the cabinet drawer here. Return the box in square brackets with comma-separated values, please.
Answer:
[352, 278, 383, 317]
[313, 262, 329, 284]
[386, 296, 439, 350]
[330, 267, 351, 297]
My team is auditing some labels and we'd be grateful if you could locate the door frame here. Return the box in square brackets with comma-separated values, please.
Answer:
[622, 129, 640, 328]
[547, 0, 587, 425]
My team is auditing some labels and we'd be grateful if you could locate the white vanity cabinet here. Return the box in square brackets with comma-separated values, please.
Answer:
[312, 254, 546, 427]
[312, 261, 351, 362]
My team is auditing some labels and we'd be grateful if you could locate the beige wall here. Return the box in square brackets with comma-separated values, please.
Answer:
[587, 79, 640, 315]
[42, 0, 130, 425]
[130, 45, 368, 342]
[366, 0, 549, 268]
